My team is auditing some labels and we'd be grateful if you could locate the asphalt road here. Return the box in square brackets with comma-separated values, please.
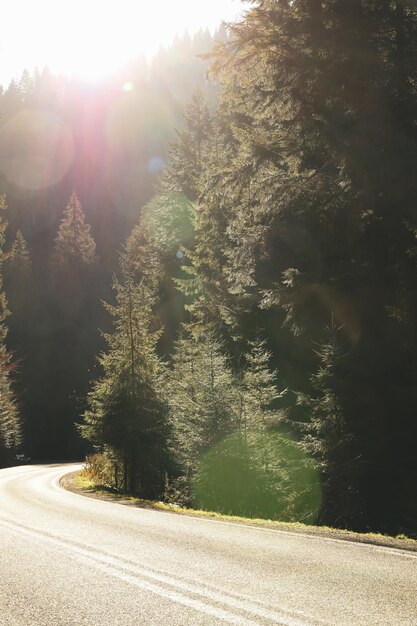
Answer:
[0, 464, 415, 626]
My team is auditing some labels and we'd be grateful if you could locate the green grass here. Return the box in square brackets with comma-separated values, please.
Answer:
[73, 471, 417, 548]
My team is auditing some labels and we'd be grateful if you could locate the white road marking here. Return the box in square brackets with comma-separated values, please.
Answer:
[0, 517, 316, 626]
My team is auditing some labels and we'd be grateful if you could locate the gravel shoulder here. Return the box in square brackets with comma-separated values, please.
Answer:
[60, 470, 417, 553]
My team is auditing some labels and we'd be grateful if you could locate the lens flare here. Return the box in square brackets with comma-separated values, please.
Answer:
[193, 430, 321, 522]
[0, 110, 74, 190]
[148, 157, 165, 174]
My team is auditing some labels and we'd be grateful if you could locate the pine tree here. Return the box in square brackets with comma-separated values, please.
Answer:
[220, 338, 303, 521]
[165, 328, 237, 477]
[125, 192, 195, 354]
[171, 109, 244, 346]
[298, 321, 358, 528]
[240, 338, 285, 432]
[7, 231, 31, 274]
[4, 229, 32, 317]
[177, 184, 236, 340]
[171, 334, 318, 521]
[162, 88, 212, 201]
[81, 256, 169, 496]
[54, 191, 97, 267]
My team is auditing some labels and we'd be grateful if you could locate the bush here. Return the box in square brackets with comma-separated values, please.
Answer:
[82, 453, 117, 489]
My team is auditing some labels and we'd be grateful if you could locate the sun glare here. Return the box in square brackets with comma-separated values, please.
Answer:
[2, 1, 244, 85]
[39, 1, 155, 82]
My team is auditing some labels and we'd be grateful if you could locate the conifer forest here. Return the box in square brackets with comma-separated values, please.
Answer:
[1, 2, 416, 539]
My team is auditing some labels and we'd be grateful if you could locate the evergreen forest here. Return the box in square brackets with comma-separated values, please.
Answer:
[1, 2, 416, 539]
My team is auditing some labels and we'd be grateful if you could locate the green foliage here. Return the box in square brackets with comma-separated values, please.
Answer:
[141, 193, 195, 258]
[125, 193, 195, 353]
[126, 192, 194, 286]
[185, 339, 305, 522]
[164, 331, 307, 520]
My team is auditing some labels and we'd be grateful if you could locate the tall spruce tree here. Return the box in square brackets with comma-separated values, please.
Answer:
[81, 256, 169, 496]
[54, 191, 97, 268]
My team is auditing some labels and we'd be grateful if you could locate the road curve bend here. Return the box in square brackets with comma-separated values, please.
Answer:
[0, 464, 415, 625]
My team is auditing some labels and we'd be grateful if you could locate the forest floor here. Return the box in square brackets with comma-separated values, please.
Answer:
[60, 470, 417, 553]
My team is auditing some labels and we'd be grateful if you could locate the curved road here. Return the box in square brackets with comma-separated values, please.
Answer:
[0, 464, 415, 625]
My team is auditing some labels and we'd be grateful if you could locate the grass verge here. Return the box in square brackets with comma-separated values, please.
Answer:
[60, 470, 417, 553]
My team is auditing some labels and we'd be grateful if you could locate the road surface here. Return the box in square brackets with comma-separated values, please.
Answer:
[0, 464, 415, 625]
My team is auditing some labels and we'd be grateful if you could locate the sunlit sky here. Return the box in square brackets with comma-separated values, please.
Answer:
[0, 1, 247, 87]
